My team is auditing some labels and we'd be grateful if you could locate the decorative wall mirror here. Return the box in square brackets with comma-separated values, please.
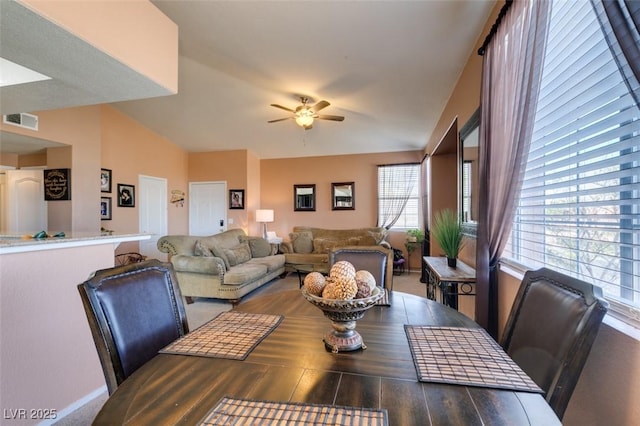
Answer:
[294, 184, 316, 211]
[459, 107, 480, 237]
[332, 182, 355, 210]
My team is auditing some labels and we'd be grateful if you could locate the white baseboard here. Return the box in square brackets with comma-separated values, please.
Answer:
[37, 386, 107, 426]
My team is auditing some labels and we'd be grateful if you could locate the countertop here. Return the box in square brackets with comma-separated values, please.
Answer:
[0, 232, 151, 254]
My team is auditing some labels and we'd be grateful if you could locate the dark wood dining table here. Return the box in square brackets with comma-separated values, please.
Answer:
[93, 290, 561, 425]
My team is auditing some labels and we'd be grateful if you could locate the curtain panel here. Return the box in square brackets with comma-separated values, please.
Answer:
[476, 0, 551, 337]
[591, 0, 640, 108]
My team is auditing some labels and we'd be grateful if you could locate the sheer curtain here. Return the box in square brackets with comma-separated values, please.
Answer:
[476, 0, 551, 337]
[377, 164, 419, 229]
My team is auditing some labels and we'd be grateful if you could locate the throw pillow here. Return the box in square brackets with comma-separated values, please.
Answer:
[358, 235, 377, 246]
[199, 238, 230, 270]
[194, 240, 213, 256]
[240, 236, 272, 258]
[290, 231, 313, 254]
[313, 238, 350, 254]
[223, 242, 252, 266]
[368, 230, 386, 244]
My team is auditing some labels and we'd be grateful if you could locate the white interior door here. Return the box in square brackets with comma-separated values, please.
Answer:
[139, 175, 167, 260]
[189, 181, 226, 236]
[4, 169, 47, 233]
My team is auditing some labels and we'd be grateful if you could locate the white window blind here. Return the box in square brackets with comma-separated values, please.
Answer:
[504, 0, 640, 322]
[377, 164, 420, 229]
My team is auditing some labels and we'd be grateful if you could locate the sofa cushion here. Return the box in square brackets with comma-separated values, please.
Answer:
[313, 238, 351, 254]
[247, 254, 285, 273]
[171, 254, 223, 274]
[194, 240, 213, 257]
[223, 263, 268, 285]
[240, 236, 272, 258]
[290, 231, 314, 254]
[223, 242, 252, 266]
[357, 235, 377, 246]
[198, 239, 230, 270]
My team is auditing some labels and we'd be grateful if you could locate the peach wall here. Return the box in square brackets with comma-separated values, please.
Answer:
[246, 151, 261, 236]
[188, 150, 250, 234]
[0, 106, 102, 233]
[46, 146, 72, 232]
[261, 151, 422, 237]
[100, 106, 189, 250]
[260, 151, 423, 267]
[22, 0, 178, 93]
[18, 151, 46, 168]
[0, 244, 115, 426]
[0, 153, 18, 168]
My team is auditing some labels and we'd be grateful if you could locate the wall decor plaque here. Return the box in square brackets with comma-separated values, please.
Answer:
[44, 168, 71, 201]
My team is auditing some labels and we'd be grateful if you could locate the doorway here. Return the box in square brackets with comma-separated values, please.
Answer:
[138, 175, 167, 260]
[189, 181, 226, 236]
[1, 169, 47, 233]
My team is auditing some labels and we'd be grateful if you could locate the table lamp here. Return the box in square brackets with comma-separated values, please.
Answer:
[255, 209, 274, 239]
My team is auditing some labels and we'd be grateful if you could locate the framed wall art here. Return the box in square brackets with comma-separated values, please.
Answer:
[101, 197, 112, 220]
[294, 184, 316, 211]
[332, 182, 355, 210]
[117, 183, 135, 207]
[229, 189, 245, 209]
[101, 168, 112, 193]
[44, 168, 71, 201]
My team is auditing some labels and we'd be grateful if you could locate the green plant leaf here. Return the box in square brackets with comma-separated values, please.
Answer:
[431, 209, 463, 258]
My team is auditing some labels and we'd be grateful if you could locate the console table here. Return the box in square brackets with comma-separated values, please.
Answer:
[423, 256, 476, 310]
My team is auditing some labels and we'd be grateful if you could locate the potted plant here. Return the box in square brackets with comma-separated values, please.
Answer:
[406, 228, 425, 244]
[405, 228, 425, 257]
[431, 209, 464, 268]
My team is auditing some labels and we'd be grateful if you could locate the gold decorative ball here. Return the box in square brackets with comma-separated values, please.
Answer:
[303, 272, 327, 296]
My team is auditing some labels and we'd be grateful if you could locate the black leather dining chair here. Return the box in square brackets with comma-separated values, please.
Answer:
[329, 247, 393, 291]
[77, 259, 189, 395]
[500, 267, 608, 419]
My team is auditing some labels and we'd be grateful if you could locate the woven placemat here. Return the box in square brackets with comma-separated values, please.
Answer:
[200, 396, 388, 425]
[160, 311, 283, 360]
[405, 326, 543, 393]
[375, 288, 390, 306]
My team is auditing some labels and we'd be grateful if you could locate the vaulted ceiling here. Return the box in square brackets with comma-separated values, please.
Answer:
[1, 0, 496, 159]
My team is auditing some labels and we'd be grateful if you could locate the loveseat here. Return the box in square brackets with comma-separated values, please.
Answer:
[280, 226, 392, 284]
[157, 229, 285, 303]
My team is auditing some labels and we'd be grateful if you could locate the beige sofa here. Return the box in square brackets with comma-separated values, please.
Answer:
[280, 226, 392, 283]
[157, 229, 285, 303]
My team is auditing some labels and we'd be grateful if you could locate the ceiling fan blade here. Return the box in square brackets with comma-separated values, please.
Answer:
[267, 117, 293, 123]
[316, 114, 345, 121]
[311, 100, 330, 112]
[270, 104, 296, 113]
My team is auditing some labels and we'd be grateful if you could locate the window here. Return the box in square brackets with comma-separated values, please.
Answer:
[462, 161, 472, 222]
[504, 1, 640, 323]
[377, 163, 420, 229]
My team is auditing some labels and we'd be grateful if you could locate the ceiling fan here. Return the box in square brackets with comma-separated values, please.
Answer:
[268, 96, 344, 130]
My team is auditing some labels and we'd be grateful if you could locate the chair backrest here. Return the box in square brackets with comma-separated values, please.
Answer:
[329, 247, 391, 290]
[78, 259, 189, 395]
[500, 267, 608, 419]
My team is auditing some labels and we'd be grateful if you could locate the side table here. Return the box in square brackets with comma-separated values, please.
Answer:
[423, 256, 476, 311]
[266, 236, 283, 255]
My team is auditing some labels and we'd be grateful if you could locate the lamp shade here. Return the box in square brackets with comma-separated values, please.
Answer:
[256, 209, 274, 223]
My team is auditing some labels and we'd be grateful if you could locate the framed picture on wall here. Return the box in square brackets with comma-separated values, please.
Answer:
[117, 183, 135, 207]
[229, 189, 245, 209]
[101, 168, 112, 193]
[101, 197, 112, 220]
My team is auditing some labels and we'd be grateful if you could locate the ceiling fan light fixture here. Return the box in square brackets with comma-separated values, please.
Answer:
[295, 109, 314, 127]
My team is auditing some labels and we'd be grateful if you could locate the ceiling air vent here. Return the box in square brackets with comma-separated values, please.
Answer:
[3, 113, 38, 131]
